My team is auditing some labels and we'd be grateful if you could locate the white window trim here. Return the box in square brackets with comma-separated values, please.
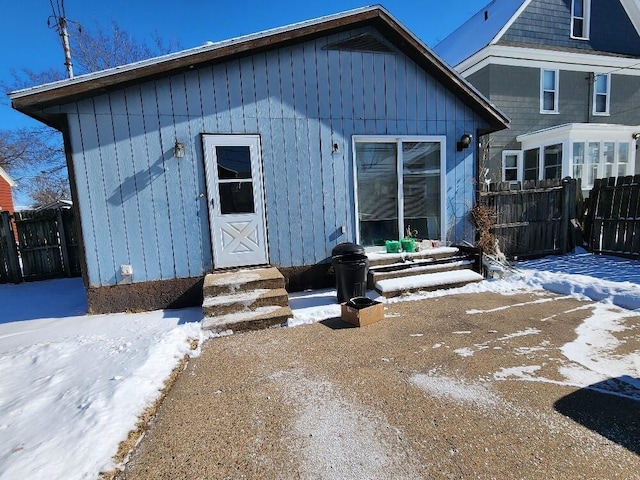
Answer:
[540, 69, 559, 114]
[502, 150, 523, 183]
[352, 135, 447, 245]
[570, 0, 591, 40]
[592, 73, 611, 116]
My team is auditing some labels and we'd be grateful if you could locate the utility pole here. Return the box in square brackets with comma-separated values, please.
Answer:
[48, 0, 79, 78]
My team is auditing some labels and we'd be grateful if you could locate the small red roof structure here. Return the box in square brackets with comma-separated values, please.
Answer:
[0, 166, 16, 214]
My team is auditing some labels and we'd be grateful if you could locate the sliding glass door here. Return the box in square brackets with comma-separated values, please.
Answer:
[354, 137, 444, 247]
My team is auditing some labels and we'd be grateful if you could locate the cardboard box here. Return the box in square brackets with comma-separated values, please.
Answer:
[341, 300, 384, 327]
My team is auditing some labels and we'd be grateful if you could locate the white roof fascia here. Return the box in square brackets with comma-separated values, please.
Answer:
[489, 0, 534, 45]
[456, 44, 640, 77]
[619, 0, 640, 36]
[516, 123, 640, 144]
[0, 166, 16, 187]
[9, 5, 380, 100]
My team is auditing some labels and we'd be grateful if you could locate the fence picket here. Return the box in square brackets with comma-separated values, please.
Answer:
[0, 208, 81, 283]
[478, 179, 577, 259]
[586, 175, 640, 258]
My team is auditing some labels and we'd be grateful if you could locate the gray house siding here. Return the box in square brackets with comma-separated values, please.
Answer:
[500, 0, 640, 55]
[469, 63, 640, 176]
[51, 26, 488, 289]
[611, 75, 640, 123]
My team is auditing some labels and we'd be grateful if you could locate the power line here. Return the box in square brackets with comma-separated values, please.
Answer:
[47, 0, 81, 78]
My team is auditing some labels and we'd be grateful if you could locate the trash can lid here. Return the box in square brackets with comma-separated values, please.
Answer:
[332, 242, 365, 257]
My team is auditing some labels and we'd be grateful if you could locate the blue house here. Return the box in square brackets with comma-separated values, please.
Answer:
[10, 6, 508, 313]
[435, 0, 640, 190]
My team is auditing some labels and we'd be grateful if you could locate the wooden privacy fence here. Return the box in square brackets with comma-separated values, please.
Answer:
[0, 208, 81, 283]
[478, 178, 579, 259]
[585, 175, 640, 258]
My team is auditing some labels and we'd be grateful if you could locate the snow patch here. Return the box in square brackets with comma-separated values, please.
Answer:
[498, 328, 541, 341]
[280, 373, 423, 479]
[454, 347, 475, 357]
[559, 303, 640, 390]
[494, 365, 542, 381]
[411, 372, 500, 408]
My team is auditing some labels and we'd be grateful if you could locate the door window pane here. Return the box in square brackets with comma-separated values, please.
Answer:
[402, 142, 440, 240]
[356, 142, 399, 245]
[216, 145, 255, 214]
[219, 182, 254, 214]
[216, 146, 252, 179]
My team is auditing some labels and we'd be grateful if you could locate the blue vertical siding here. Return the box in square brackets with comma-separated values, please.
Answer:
[108, 90, 146, 280]
[124, 86, 162, 281]
[183, 70, 210, 276]
[61, 25, 491, 286]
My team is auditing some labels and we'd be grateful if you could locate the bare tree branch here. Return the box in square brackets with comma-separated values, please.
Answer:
[2, 21, 180, 205]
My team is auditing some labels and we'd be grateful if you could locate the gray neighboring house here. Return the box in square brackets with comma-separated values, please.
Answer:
[435, 0, 640, 191]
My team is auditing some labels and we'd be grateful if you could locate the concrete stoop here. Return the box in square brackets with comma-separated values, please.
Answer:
[202, 267, 293, 333]
[367, 246, 484, 298]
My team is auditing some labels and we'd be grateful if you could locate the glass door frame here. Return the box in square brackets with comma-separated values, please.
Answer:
[352, 135, 447, 246]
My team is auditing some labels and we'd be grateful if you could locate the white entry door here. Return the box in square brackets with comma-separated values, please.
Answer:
[203, 134, 269, 269]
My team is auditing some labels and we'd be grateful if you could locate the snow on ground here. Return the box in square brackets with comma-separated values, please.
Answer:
[0, 279, 210, 480]
[0, 248, 639, 479]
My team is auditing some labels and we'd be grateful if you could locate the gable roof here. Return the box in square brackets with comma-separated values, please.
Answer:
[0, 166, 16, 188]
[434, 0, 528, 67]
[435, 0, 640, 66]
[9, 5, 509, 132]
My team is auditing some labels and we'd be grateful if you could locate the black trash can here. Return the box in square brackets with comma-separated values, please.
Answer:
[331, 242, 370, 303]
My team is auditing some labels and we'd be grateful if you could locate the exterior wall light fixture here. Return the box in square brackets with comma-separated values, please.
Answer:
[174, 141, 185, 158]
[457, 133, 473, 152]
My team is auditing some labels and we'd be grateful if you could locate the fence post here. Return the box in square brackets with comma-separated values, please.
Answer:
[561, 178, 572, 254]
[1, 212, 22, 283]
[56, 208, 72, 277]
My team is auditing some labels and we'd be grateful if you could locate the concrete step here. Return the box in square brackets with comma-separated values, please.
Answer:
[374, 269, 484, 298]
[368, 259, 475, 288]
[202, 266, 292, 333]
[203, 267, 285, 297]
[202, 288, 290, 317]
[366, 246, 461, 268]
[202, 305, 294, 333]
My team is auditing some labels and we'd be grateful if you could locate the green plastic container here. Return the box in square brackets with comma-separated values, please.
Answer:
[401, 238, 416, 253]
[385, 240, 400, 253]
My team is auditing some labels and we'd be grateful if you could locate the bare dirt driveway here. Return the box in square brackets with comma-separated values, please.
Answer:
[122, 291, 640, 479]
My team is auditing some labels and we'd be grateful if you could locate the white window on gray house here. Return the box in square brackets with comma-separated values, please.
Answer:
[593, 74, 610, 115]
[524, 148, 539, 181]
[603, 142, 616, 178]
[544, 144, 563, 180]
[572, 142, 585, 181]
[581, 140, 631, 186]
[588, 142, 600, 185]
[618, 143, 629, 177]
[502, 150, 522, 183]
[541, 69, 559, 113]
[571, 0, 590, 39]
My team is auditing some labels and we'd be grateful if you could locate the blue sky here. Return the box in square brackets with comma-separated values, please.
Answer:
[2, 0, 491, 130]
